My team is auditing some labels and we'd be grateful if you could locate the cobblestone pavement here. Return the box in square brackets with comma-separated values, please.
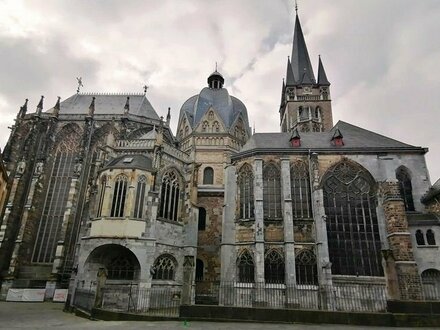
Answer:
[0, 302, 437, 330]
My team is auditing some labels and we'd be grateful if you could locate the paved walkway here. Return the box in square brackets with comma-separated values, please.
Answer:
[0, 301, 437, 329]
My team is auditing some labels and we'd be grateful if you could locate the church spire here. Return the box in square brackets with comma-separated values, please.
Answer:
[285, 57, 295, 86]
[317, 55, 330, 86]
[290, 13, 315, 85]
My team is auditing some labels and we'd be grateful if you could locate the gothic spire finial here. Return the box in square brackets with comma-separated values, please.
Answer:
[18, 98, 28, 119]
[166, 107, 171, 124]
[88, 96, 95, 117]
[52, 96, 61, 118]
[124, 96, 130, 115]
[295, 0, 298, 15]
[36, 95, 44, 115]
[317, 55, 330, 86]
[143, 85, 149, 94]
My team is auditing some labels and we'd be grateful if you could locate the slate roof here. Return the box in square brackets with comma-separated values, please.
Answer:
[46, 93, 160, 119]
[103, 154, 153, 171]
[238, 121, 425, 156]
[421, 178, 440, 204]
[179, 87, 251, 134]
[290, 14, 315, 85]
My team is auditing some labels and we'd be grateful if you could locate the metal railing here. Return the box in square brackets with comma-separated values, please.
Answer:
[195, 281, 387, 312]
[422, 274, 440, 300]
[73, 287, 95, 312]
[100, 284, 181, 317]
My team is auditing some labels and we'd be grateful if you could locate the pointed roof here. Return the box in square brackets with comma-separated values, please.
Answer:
[317, 56, 330, 86]
[290, 127, 301, 140]
[280, 79, 286, 108]
[285, 58, 296, 85]
[331, 127, 343, 140]
[291, 14, 315, 85]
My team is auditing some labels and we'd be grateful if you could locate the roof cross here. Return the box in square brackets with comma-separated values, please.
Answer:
[143, 85, 149, 94]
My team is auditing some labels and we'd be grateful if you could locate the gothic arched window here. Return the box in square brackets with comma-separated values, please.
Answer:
[134, 175, 147, 218]
[416, 229, 425, 245]
[263, 163, 282, 220]
[396, 167, 415, 211]
[264, 250, 285, 284]
[427, 229, 436, 245]
[323, 161, 383, 276]
[110, 174, 128, 217]
[196, 259, 204, 281]
[290, 161, 312, 219]
[96, 175, 107, 217]
[237, 250, 254, 283]
[198, 207, 206, 231]
[238, 164, 254, 220]
[159, 170, 181, 222]
[314, 107, 321, 121]
[32, 126, 80, 263]
[107, 255, 135, 280]
[203, 167, 214, 184]
[152, 254, 177, 280]
[295, 249, 318, 285]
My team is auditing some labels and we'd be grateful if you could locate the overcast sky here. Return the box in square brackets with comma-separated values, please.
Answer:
[1, 0, 440, 181]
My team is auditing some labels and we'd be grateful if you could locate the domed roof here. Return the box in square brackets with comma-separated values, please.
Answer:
[179, 72, 251, 134]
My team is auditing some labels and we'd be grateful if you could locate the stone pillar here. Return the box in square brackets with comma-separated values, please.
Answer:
[253, 159, 265, 305]
[0, 173, 22, 251]
[182, 256, 195, 305]
[310, 153, 334, 310]
[381, 180, 422, 300]
[220, 164, 237, 305]
[281, 158, 298, 308]
[281, 159, 296, 283]
[7, 166, 42, 277]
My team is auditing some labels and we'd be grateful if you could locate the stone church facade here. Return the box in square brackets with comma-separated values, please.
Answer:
[0, 13, 439, 306]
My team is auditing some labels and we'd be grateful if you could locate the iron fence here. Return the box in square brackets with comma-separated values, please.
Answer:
[196, 281, 387, 312]
[73, 287, 95, 312]
[101, 284, 181, 317]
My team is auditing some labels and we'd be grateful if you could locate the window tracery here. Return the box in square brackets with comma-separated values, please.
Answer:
[290, 161, 312, 219]
[237, 250, 254, 283]
[110, 174, 128, 217]
[107, 255, 136, 280]
[238, 164, 254, 219]
[264, 249, 285, 283]
[152, 254, 177, 280]
[263, 163, 282, 220]
[295, 249, 318, 285]
[134, 175, 147, 219]
[159, 170, 181, 222]
[323, 161, 383, 276]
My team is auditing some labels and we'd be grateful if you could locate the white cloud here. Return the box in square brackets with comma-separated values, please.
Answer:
[0, 0, 439, 181]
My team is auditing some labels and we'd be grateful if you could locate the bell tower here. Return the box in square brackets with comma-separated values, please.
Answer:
[280, 13, 333, 133]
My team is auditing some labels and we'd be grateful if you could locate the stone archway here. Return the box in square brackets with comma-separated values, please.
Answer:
[83, 244, 141, 284]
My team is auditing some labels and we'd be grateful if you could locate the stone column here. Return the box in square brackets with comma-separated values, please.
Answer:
[381, 180, 422, 300]
[0, 170, 24, 299]
[7, 164, 43, 279]
[220, 164, 237, 305]
[281, 158, 297, 308]
[253, 159, 265, 306]
[310, 153, 334, 310]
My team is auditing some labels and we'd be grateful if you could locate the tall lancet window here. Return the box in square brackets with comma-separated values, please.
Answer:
[238, 164, 254, 219]
[134, 175, 147, 219]
[237, 250, 254, 283]
[290, 161, 312, 219]
[396, 166, 415, 211]
[32, 127, 80, 263]
[159, 169, 181, 222]
[96, 175, 107, 217]
[263, 163, 282, 220]
[110, 174, 128, 217]
[323, 161, 383, 276]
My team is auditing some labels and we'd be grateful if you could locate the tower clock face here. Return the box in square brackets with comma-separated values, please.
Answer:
[303, 86, 312, 94]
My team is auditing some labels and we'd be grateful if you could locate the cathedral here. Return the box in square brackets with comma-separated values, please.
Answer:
[0, 11, 439, 309]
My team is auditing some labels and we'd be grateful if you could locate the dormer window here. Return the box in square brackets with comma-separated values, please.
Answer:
[331, 128, 344, 146]
[290, 128, 301, 147]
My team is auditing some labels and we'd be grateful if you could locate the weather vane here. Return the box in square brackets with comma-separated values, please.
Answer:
[215, 62, 218, 71]
[143, 85, 149, 94]
[295, 0, 298, 14]
[76, 77, 83, 93]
